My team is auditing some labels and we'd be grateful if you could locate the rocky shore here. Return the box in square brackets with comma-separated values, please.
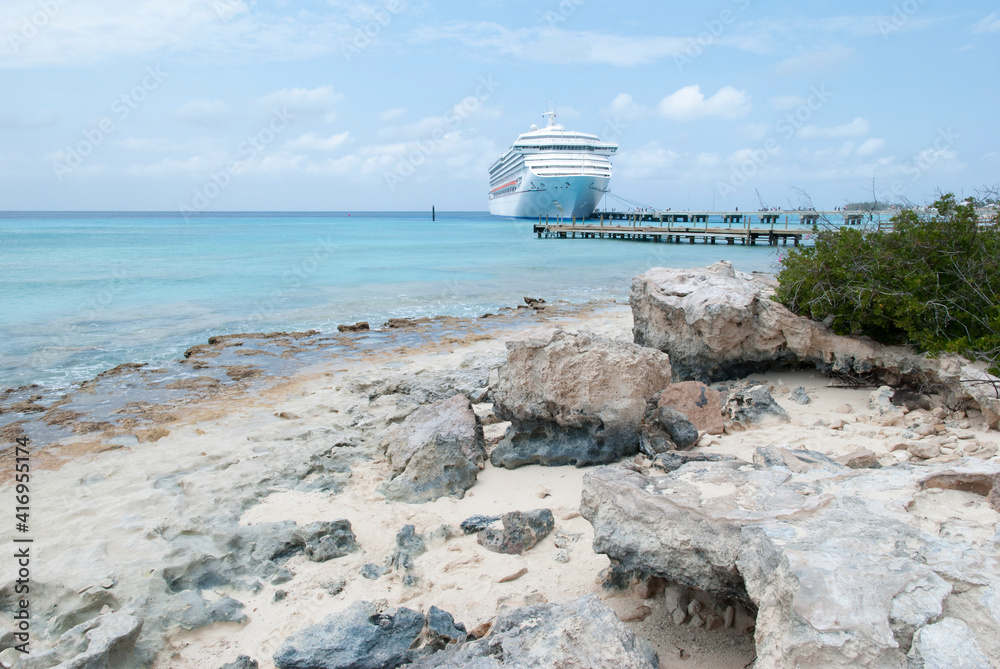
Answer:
[0, 263, 998, 669]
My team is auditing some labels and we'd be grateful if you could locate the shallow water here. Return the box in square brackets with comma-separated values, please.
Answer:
[0, 210, 783, 391]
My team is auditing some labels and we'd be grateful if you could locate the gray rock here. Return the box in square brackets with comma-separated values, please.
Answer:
[381, 394, 485, 503]
[171, 591, 248, 630]
[581, 458, 1000, 668]
[790, 385, 811, 405]
[907, 618, 991, 668]
[426, 606, 466, 645]
[19, 613, 142, 669]
[477, 509, 554, 555]
[752, 446, 847, 473]
[459, 515, 500, 535]
[407, 595, 658, 668]
[390, 524, 427, 572]
[361, 563, 385, 580]
[725, 384, 790, 426]
[294, 520, 359, 562]
[273, 601, 425, 669]
[652, 451, 737, 473]
[656, 406, 699, 449]
[218, 655, 259, 669]
[490, 329, 672, 469]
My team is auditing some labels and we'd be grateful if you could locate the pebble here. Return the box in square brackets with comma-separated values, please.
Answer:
[687, 599, 702, 617]
[101, 578, 115, 589]
[273, 589, 287, 602]
[834, 403, 854, 414]
[959, 420, 972, 429]
[724, 605, 735, 628]
[671, 608, 687, 625]
[621, 605, 652, 623]
[957, 433, 975, 440]
[553, 550, 570, 564]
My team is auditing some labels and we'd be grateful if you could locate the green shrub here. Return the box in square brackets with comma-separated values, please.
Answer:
[775, 194, 1000, 375]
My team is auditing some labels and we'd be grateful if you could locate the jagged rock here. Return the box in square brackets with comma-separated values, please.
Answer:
[790, 385, 811, 405]
[629, 264, 1000, 423]
[907, 617, 991, 668]
[337, 322, 370, 333]
[381, 394, 485, 503]
[273, 601, 425, 669]
[477, 509, 554, 555]
[656, 382, 724, 435]
[295, 520, 360, 562]
[426, 606, 467, 647]
[170, 591, 248, 630]
[724, 384, 790, 427]
[18, 613, 142, 669]
[652, 451, 737, 473]
[581, 458, 1000, 668]
[406, 595, 658, 668]
[389, 524, 427, 572]
[219, 655, 259, 669]
[639, 398, 699, 455]
[490, 329, 672, 468]
[459, 515, 501, 534]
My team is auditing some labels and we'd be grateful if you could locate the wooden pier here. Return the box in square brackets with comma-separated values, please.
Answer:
[532, 210, 889, 246]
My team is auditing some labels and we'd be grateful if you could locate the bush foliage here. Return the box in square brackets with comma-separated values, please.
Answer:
[775, 194, 1000, 374]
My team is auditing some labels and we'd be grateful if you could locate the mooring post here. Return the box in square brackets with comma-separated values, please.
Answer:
[432, 205, 435, 221]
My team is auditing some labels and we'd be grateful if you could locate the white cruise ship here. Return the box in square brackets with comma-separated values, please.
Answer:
[488, 111, 617, 219]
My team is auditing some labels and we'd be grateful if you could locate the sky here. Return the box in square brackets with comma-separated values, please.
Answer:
[0, 0, 998, 212]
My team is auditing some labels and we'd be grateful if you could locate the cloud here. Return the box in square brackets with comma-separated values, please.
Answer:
[283, 132, 351, 152]
[256, 86, 343, 123]
[775, 45, 857, 75]
[0, 0, 351, 69]
[616, 142, 681, 179]
[972, 13, 1000, 33]
[603, 94, 650, 122]
[409, 22, 689, 66]
[796, 117, 870, 139]
[657, 85, 751, 121]
[175, 100, 232, 127]
[856, 138, 885, 157]
[378, 107, 407, 122]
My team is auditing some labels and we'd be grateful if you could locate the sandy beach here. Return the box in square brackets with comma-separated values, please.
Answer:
[3, 291, 997, 669]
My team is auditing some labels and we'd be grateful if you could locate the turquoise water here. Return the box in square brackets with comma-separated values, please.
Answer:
[0, 211, 786, 391]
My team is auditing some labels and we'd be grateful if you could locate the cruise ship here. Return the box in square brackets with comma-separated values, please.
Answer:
[488, 111, 617, 219]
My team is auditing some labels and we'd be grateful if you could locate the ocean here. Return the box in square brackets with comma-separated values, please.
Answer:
[1, 211, 786, 393]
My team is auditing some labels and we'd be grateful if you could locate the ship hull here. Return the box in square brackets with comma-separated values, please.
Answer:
[488, 173, 609, 219]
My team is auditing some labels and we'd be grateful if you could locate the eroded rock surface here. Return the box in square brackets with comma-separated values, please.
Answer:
[381, 394, 485, 503]
[490, 329, 672, 468]
[629, 263, 1000, 422]
[581, 457, 1000, 668]
[407, 595, 659, 668]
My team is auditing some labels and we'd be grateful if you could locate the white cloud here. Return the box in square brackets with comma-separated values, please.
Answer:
[616, 142, 681, 179]
[740, 123, 770, 140]
[604, 94, 650, 122]
[377, 107, 407, 122]
[175, 100, 232, 127]
[775, 45, 857, 75]
[256, 86, 343, 123]
[283, 132, 351, 152]
[657, 85, 751, 121]
[972, 12, 1000, 34]
[0, 0, 351, 68]
[856, 138, 885, 157]
[409, 22, 689, 66]
[114, 137, 180, 151]
[797, 117, 870, 139]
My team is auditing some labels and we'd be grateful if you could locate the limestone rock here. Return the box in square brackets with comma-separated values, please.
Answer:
[724, 384, 790, 427]
[273, 601, 425, 669]
[753, 446, 846, 473]
[18, 613, 142, 669]
[655, 382, 724, 435]
[639, 399, 699, 455]
[907, 617, 991, 668]
[790, 385, 811, 405]
[581, 458, 1000, 668]
[490, 329, 672, 468]
[294, 520, 359, 562]
[652, 451, 736, 473]
[381, 394, 485, 503]
[406, 595, 658, 668]
[629, 265, 1000, 423]
[218, 656, 259, 669]
[835, 448, 881, 469]
[477, 509, 554, 555]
